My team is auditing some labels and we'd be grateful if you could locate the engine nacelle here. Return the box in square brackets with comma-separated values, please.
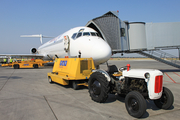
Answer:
[30, 48, 37, 54]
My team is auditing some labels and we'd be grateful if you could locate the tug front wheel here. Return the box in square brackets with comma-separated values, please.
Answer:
[125, 91, 147, 118]
[48, 76, 53, 84]
[154, 87, 174, 109]
[88, 72, 110, 103]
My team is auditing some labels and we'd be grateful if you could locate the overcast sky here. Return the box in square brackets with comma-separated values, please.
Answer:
[0, 0, 180, 57]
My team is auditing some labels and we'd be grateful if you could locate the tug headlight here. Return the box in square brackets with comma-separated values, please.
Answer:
[144, 73, 150, 79]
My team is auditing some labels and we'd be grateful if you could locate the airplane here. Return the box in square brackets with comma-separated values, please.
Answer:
[0, 26, 112, 67]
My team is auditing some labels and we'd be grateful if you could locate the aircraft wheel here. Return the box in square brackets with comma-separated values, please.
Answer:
[125, 91, 146, 118]
[88, 72, 110, 103]
[154, 87, 174, 109]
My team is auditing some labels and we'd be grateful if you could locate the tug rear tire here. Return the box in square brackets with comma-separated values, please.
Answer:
[125, 91, 147, 118]
[154, 87, 174, 109]
[88, 72, 110, 103]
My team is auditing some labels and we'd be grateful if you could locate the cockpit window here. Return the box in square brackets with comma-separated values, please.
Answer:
[76, 32, 82, 38]
[96, 33, 100, 37]
[72, 31, 99, 40]
[79, 29, 84, 32]
[71, 33, 77, 39]
[91, 32, 96, 36]
[83, 32, 90, 36]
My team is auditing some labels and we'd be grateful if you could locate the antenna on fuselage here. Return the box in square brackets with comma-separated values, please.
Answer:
[20, 34, 54, 44]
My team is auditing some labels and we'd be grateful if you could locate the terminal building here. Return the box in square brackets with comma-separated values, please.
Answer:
[86, 11, 180, 68]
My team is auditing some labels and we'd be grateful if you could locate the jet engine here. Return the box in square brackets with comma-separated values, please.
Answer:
[31, 48, 37, 54]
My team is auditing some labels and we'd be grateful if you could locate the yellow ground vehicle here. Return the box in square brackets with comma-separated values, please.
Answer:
[1, 59, 52, 69]
[47, 58, 95, 89]
[1, 63, 13, 67]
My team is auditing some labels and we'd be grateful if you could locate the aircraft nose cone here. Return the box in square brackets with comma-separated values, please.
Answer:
[92, 40, 112, 65]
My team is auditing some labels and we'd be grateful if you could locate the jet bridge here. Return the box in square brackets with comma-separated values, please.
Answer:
[86, 11, 148, 52]
[86, 11, 122, 51]
[86, 11, 180, 68]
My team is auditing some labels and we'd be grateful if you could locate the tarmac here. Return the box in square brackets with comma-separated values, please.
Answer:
[0, 59, 180, 120]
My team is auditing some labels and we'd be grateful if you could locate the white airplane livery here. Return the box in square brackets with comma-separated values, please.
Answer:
[1, 27, 112, 66]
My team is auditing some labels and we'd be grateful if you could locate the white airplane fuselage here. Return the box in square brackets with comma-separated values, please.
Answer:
[37, 27, 112, 66]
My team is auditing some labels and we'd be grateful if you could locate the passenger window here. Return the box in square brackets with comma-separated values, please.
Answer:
[76, 32, 82, 38]
[91, 32, 96, 36]
[71, 33, 77, 39]
[83, 32, 90, 36]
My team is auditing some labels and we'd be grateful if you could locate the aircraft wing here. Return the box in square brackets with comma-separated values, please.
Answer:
[0, 54, 44, 57]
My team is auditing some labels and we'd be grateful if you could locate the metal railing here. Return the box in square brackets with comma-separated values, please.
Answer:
[145, 50, 180, 64]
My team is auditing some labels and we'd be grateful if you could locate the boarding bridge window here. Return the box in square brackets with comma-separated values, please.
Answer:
[83, 32, 90, 36]
[71, 33, 77, 39]
[91, 32, 96, 36]
[120, 28, 125, 37]
[76, 32, 82, 38]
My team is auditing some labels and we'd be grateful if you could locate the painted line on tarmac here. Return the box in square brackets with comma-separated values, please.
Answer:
[173, 72, 180, 77]
[164, 72, 176, 83]
[164, 72, 180, 84]
[44, 96, 58, 120]
[164, 81, 180, 84]
[0, 70, 15, 91]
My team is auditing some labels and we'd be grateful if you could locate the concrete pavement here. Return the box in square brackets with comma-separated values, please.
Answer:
[0, 59, 180, 120]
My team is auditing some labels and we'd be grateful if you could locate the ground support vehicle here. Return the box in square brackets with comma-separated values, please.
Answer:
[1, 63, 13, 67]
[88, 64, 174, 118]
[47, 58, 174, 118]
[47, 58, 95, 90]
[1, 59, 52, 69]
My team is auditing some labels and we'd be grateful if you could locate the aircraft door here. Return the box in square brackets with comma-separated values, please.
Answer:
[64, 35, 70, 52]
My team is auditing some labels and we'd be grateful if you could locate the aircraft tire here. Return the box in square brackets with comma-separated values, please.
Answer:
[88, 72, 110, 103]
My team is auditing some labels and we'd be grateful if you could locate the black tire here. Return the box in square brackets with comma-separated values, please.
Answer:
[48, 76, 53, 84]
[125, 91, 147, 118]
[72, 81, 79, 90]
[154, 87, 174, 109]
[88, 72, 110, 103]
[13, 64, 19, 69]
[33, 64, 39, 68]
